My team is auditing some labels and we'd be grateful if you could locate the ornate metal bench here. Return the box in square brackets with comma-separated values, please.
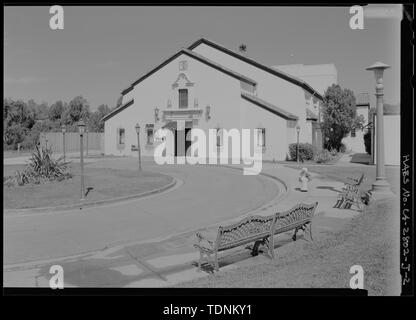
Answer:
[334, 173, 366, 210]
[194, 215, 275, 272]
[274, 202, 319, 242]
[194, 202, 319, 272]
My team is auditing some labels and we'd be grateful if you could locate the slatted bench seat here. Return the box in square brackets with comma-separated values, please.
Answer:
[194, 202, 319, 272]
[194, 215, 275, 272]
[334, 173, 366, 210]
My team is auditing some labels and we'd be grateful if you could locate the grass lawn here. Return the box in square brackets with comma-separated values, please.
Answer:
[3, 150, 33, 159]
[4, 163, 173, 209]
[285, 164, 400, 195]
[177, 198, 400, 295]
[3, 164, 26, 177]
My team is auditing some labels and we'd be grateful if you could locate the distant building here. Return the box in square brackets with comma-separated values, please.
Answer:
[272, 63, 338, 97]
[342, 93, 371, 154]
[371, 103, 400, 166]
[103, 38, 339, 161]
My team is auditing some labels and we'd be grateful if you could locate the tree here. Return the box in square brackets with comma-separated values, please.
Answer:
[115, 95, 123, 109]
[48, 100, 65, 122]
[321, 84, 364, 151]
[34, 102, 49, 120]
[88, 104, 111, 132]
[3, 98, 36, 149]
[64, 96, 90, 125]
[238, 44, 247, 54]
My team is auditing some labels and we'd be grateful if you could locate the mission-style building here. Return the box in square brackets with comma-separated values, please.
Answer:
[103, 38, 338, 161]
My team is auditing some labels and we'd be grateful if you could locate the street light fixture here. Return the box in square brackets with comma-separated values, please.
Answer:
[61, 125, 66, 162]
[365, 61, 393, 198]
[77, 120, 86, 200]
[296, 125, 300, 163]
[135, 123, 142, 172]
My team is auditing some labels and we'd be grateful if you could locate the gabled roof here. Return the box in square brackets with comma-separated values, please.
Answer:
[241, 92, 298, 121]
[188, 38, 324, 101]
[102, 99, 134, 122]
[120, 48, 257, 96]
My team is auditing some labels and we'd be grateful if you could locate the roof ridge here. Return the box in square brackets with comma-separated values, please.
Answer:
[188, 38, 324, 100]
[241, 92, 298, 120]
[120, 47, 256, 96]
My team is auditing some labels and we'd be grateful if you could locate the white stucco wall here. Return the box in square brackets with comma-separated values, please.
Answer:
[104, 52, 243, 157]
[373, 114, 400, 166]
[191, 43, 312, 143]
[240, 98, 287, 161]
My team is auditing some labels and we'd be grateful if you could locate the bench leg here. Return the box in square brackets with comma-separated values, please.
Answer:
[334, 197, 344, 208]
[305, 223, 313, 241]
[265, 236, 275, 259]
[197, 251, 203, 271]
[251, 240, 262, 256]
[292, 227, 299, 241]
[214, 252, 219, 272]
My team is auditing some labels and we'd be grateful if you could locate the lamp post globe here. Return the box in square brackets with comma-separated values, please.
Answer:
[77, 120, 85, 135]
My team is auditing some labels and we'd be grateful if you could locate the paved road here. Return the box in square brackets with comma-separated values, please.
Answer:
[4, 159, 280, 265]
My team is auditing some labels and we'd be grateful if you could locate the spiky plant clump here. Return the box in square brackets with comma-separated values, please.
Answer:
[4, 145, 72, 187]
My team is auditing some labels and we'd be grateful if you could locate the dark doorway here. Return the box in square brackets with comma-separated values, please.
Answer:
[174, 128, 192, 157]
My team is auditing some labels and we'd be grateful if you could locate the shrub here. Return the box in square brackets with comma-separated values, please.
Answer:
[330, 148, 338, 157]
[288, 143, 314, 161]
[364, 131, 371, 155]
[339, 143, 347, 153]
[4, 145, 72, 187]
[315, 149, 332, 164]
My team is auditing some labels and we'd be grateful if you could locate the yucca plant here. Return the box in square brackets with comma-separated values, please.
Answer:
[4, 145, 72, 187]
[26, 145, 71, 179]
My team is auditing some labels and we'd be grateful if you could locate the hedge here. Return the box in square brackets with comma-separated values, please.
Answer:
[288, 143, 314, 161]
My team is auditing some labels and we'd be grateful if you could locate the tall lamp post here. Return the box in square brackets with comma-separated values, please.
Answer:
[61, 125, 66, 162]
[135, 123, 142, 172]
[85, 127, 89, 157]
[296, 125, 300, 163]
[77, 120, 86, 200]
[365, 61, 393, 198]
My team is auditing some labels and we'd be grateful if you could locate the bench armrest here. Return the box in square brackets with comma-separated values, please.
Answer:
[196, 231, 216, 246]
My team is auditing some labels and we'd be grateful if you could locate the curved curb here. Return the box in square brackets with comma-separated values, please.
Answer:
[217, 163, 289, 192]
[3, 166, 289, 270]
[4, 177, 178, 216]
[212, 164, 289, 215]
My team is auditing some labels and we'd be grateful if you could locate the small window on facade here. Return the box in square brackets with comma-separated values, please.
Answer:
[179, 89, 188, 109]
[351, 128, 356, 137]
[179, 61, 188, 71]
[257, 128, 266, 147]
[118, 128, 125, 145]
[216, 128, 223, 147]
[147, 128, 154, 145]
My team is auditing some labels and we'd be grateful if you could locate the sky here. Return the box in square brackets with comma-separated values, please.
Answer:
[4, 5, 402, 110]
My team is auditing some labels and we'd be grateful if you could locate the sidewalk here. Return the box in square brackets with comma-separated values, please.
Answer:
[4, 163, 361, 288]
